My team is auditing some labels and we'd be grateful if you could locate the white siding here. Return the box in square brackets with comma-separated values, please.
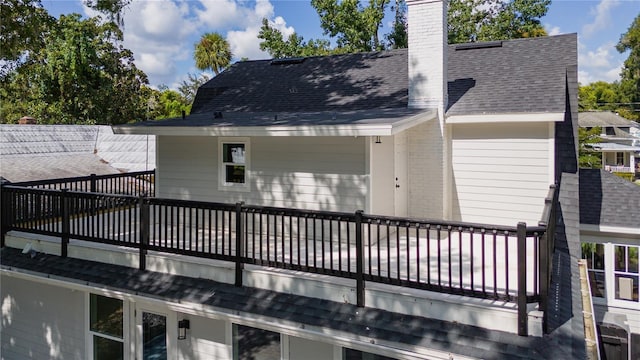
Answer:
[1, 276, 85, 360]
[177, 315, 230, 359]
[157, 136, 368, 212]
[451, 122, 553, 226]
[288, 336, 336, 360]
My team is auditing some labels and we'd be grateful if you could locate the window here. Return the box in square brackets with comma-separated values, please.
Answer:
[219, 138, 249, 190]
[344, 348, 398, 360]
[614, 245, 639, 302]
[233, 324, 280, 360]
[616, 152, 625, 165]
[582, 243, 606, 297]
[90, 294, 124, 360]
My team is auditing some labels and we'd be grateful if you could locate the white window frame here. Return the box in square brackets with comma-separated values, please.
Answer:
[86, 293, 130, 360]
[612, 244, 639, 304]
[218, 137, 251, 192]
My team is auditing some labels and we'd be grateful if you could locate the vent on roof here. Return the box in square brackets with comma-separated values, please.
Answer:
[455, 41, 503, 51]
[270, 57, 306, 65]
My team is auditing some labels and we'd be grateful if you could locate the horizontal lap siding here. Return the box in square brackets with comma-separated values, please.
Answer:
[1, 276, 85, 359]
[157, 136, 367, 212]
[451, 123, 552, 226]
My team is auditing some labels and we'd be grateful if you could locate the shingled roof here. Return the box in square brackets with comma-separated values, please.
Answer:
[116, 34, 576, 133]
[579, 169, 640, 228]
[1, 247, 579, 359]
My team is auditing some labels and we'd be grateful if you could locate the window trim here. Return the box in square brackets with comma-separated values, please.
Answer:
[86, 293, 130, 360]
[218, 137, 251, 192]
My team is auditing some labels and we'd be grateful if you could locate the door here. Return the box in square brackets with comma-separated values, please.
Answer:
[135, 305, 175, 360]
[394, 132, 408, 217]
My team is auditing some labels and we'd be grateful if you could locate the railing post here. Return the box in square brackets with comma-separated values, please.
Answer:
[0, 184, 7, 248]
[538, 221, 549, 334]
[517, 222, 528, 336]
[90, 174, 97, 193]
[235, 202, 245, 287]
[61, 189, 70, 258]
[355, 210, 365, 307]
[139, 196, 149, 270]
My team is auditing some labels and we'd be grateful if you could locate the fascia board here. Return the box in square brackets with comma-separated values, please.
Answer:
[446, 112, 565, 124]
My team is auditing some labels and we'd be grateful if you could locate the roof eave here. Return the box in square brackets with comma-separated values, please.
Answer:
[113, 110, 437, 137]
[446, 112, 565, 124]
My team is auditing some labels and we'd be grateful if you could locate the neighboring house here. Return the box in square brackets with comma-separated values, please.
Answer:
[579, 169, 640, 357]
[579, 111, 640, 175]
[0, 124, 156, 182]
[1, 1, 590, 359]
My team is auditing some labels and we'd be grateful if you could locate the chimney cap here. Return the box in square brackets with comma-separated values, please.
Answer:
[18, 116, 37, 125]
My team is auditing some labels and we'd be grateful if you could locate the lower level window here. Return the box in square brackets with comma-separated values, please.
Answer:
[344, 348, 398, 360]
[614, 245, 639, 302]
[233, 324, 280, 360]
[90, 294, 124, 360]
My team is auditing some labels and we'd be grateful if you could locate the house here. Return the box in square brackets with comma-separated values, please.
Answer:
[578, 111, 640, 175]
[0, 124, 156, 182]
[1, 1, 590, 359]
[579, 169, 640, 357]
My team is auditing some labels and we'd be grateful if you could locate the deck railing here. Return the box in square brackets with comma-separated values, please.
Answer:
[0, 175, 557, 337]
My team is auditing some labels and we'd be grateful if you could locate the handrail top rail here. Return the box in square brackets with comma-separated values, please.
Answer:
[6, 170, 155, 187]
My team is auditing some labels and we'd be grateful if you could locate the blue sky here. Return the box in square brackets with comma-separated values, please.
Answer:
[42, 0, 639, 89]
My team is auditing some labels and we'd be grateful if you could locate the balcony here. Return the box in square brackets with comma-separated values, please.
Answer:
[0, 171, 558, 337]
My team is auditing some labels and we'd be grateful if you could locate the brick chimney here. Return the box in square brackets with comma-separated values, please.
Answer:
[407, 0, 447, 113]
[18, 116, 36, 125]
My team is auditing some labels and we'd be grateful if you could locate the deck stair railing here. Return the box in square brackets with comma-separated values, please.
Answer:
[0, 173, 558, 337]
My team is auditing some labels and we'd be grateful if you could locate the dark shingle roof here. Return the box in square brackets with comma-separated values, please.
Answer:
[187, 34, 576, 118]
[192, 50, 409, 114]
[1, 247, 578, 359]
[446, 34, 576, 115]
[579, 169, 640, 227]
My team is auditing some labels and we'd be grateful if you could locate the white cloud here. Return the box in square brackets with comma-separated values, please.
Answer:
[578, 39, 623, 84]
[582, 0, 620, 38]
[544, 24, 562, 36]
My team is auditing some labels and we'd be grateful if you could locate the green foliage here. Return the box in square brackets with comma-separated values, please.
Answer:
[178, 73, 211, 105]
[258, 19, 333, 58]
[386, 0, 407, 49]
[259, 0, 549, 58]
[1, 13, 148, 124]
[616, 15, 640, 120]
[194, 33, 232, 75]
[578, 127, 602, 169]
[143, 86, 191, 120]
[83, 0, 131, 27]
[0, 0, 54, 64]
[448, 0, 549, 44]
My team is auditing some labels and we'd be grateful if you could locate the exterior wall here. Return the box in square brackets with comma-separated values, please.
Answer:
[287, 336, 337, 360]
[407, 120, 444, 219]
[369, 136, 395, 216]
[177, 315, 230, 359]
[156, 136, 368, 212]
[450, 122, 553, 226]
[1, 276, 85, 360]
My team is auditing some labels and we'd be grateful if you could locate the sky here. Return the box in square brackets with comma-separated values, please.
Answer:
[41, 0, 639, 89]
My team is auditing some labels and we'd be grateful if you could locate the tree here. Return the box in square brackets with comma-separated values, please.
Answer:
[178, 73, 211, 105]
[579, 81, 621, 112]
[258, 19, 332, 58]
[0, 0, 53, 64]
[194, 33, 232, 76]
[578, 127, 602, 169]
[448, 0, 550, 44]
[616, 15, 640, 120]
[83, 0, 132, 27]
[259, 0, 549, 58]
[1, 14, 148, 124]
[311, 0, 390, 52]
[386, 0, 407, 49]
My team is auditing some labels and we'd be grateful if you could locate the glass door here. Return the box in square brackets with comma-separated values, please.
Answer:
[135, 306, 175, 360]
